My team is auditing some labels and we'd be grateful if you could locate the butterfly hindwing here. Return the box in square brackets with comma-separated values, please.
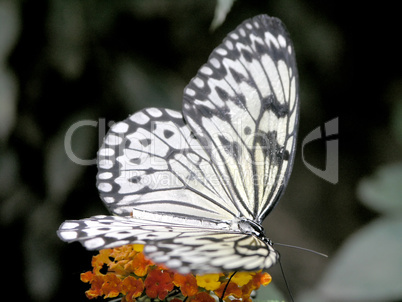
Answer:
[58, 215, 278, 274]
[145, 231, 278, 274]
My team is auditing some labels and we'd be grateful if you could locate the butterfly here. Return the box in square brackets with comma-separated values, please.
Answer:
[58, 14, 299, 275]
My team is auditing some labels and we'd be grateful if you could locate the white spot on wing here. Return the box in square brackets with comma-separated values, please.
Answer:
[165, 109, 182, 119]
[59, 231, 78, 240]
[99, 148, 114, 157]
[61, 222, 79, 229]
[130, 111, 150, 125]
[264, 32, 280, 48]
[85, 238, 106, 249]
[216, 48, 228, 56]
[225, 40, 234, 50]
[210, 58, 221, 68]
[278, 34, 286, 48]
[166, 259, 182, 268]
[230, 33, 239, 40]
[153, 254, 170, 262]
[105, 134, 123, 146]
[193, 77, 204, 88]
[98, 182, 112, 192]
[98, 159, 113, 169]
[112, 122, 129, 133]
[98, 172, 113, 179]
[200, 66, 213, 75]
[146, 108, 163, 117]
[145, 245, 157, 252]
[186, 88, 196, 96]
[103, 197, 115, 203]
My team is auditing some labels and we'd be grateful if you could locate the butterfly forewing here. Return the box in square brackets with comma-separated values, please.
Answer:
[97, 108, 240, 221]
[183, 15, 299, 223]
[58, 14, 299, 274]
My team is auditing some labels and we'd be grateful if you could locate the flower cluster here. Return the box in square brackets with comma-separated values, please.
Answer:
[80, 244, 272, 302]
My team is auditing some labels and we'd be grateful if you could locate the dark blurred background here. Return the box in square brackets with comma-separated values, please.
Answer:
[1, 1, 401, 301]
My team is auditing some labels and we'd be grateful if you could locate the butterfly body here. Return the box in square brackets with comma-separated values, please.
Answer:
[58, 14, 299, 275]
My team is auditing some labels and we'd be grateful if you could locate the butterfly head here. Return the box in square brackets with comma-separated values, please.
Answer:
[230, 217, 269, 241]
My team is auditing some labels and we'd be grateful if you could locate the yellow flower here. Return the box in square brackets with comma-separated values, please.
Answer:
[196, 273, 222, 291]
[132, 244, 144, 252]
[231, 271, 254, 286]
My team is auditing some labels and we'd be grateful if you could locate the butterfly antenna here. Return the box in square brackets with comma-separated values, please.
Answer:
[275, 242, 328, 258]
[220, 271, 237, 302]
[278, 257, 295, 302]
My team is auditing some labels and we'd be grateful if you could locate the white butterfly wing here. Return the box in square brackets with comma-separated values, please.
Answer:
[97, 108, 242, 221]
[183, 15, 299, 222]
[58, 215, 278, 274]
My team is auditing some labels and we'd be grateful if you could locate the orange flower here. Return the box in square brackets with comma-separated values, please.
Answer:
[239, 280, 254, 300]
[131, 252, 152, 276]
[80, 271, 94, 283]
[112, 245, 135, 262]
[252, 271, 272, 289]
[144, 269, 174, 300]
[215, 282, 242, 300]
[83, 274, 104, 299]
[108, 260, 127, 276]
[191, 292, 216, 302]
[101, 274, 121, 298]
[121, 276, 144, 301]
[91, 248, 112, 274]
[173, 273, 198, 297]
[239, 271, 272, 300]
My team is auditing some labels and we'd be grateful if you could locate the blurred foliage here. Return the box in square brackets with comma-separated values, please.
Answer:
[1, 0, 402, 301]
[299, 172, 402, 301]
[210, 0, 234, 30]
[298, 98, 402, 302]
[0, 0, 18, 142]
[257, 280, 286, 301]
